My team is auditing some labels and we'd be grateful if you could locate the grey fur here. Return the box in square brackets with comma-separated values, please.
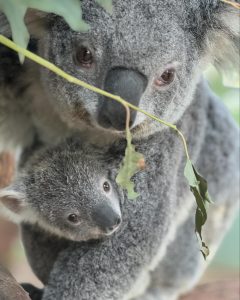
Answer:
[0, 139, 123, 241]
[0, 1, 239, 299]
[22, 81, 239, 300]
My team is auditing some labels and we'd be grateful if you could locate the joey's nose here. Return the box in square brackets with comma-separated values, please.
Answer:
[98, 67, 148, 131]
[93, 203, 122, 234]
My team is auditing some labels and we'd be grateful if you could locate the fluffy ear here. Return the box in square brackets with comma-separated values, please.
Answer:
[186, 1, 239, 75]
[0, 12, 11, 36]
[206, 2, 239, 78]
[25, 9, 53, 39]
[0, 187, 26, 223]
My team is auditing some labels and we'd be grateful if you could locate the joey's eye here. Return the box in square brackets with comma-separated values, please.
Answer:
[155, 68, 175, 87]
[103, 181, 111, 192]
[67, 214, 80, 224]
[75, 46, 93, 68]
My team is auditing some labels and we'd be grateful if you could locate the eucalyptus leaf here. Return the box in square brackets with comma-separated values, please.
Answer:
[191, 187, 207, 224]
[184, 159, 211, 259]
[1, 0, 115, 62]
[193, 166, 213, 203]
[25, 0, 89, 32]
[200, 241, 210, 260]
[0, 0, 28, 63]
[116, 128, 145, 200]
[184, 159, 199, 187]
[96, 0, 113, 14]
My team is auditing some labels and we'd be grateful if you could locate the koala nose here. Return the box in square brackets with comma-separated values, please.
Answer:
[98, 67, 148, 131]
[93, 203, 122, 234]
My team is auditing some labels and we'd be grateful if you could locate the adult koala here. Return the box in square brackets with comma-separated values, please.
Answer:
[0, 0, 239, 299]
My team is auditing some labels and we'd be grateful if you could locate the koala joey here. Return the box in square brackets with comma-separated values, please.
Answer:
[0, 137, 123, 241]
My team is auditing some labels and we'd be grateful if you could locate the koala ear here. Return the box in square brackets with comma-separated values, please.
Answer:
[204, 2, 239, 77]
[25, 9, 53, 38]
[0, 187, 26, 223]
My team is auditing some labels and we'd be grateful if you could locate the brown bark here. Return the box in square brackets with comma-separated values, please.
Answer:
[0, 152, 15, 188]
[0, 266, 31, 300]
[0, 153, 18, 265]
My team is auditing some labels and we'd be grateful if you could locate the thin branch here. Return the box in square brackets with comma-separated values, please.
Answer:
[221, 0, 240, 9]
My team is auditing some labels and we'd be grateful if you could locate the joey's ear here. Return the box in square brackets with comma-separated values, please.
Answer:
[0, 188, 26, 223]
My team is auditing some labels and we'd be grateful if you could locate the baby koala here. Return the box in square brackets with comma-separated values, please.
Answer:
[0, 137, 123, 241]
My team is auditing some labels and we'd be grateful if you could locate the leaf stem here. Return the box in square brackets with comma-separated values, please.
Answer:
[123, 103, 132, 147]
[175, 129, 190, 160]
[220, 0, 240, 9]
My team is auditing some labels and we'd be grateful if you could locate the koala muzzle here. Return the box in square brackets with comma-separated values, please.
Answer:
[98, 67, 148, 131]
[93, 203, 122, 234]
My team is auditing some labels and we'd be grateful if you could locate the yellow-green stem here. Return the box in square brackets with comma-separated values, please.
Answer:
[0, 34, 189, 159]
[221, 0, 240, 9]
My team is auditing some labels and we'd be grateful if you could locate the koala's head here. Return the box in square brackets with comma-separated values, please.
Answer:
[0, 140, 123, 241]
[29, 0, 239, 136]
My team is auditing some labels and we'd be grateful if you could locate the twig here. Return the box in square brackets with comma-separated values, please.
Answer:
[221, 0, 240, 9]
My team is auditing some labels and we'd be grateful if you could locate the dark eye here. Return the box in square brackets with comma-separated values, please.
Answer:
[75, 46, 93, 68]
[67, 214, 80, 224]
[103, 181, 110, 192]
[155, 68, 175, 87]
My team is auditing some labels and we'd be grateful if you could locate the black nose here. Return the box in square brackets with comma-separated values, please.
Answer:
[92, 203, 122, 234]
[98, 67, 148, 131]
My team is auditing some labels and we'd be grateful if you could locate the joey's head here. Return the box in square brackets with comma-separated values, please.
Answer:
[30, 0, 239, 136]
[0, 140, 123, 241]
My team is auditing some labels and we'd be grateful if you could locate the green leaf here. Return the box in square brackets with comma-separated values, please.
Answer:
[201, 241, 210, 260]
[184, 159, 199, 187]
[193, 166, 213, 203]
[116, 127, 145, 200]
[26, 0, 89, 32]
[1, 0, 115, 61]
[184, 159, 212, 259]
[96, 0, 113, 14]
[0, 0, 88, 62]
[0, 0, 28, 63]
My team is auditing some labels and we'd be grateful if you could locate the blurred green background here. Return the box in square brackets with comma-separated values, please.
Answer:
[206, 67, 239, 274]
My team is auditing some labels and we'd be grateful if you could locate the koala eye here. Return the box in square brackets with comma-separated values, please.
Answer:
[103, 181, 111, 193]
[155, 68, 175, 87]
[75, 46, 94, 68]
[67, 213, 80, 224]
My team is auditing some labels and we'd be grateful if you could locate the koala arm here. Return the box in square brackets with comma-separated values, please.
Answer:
[21, 223, 70, 285]
[42, 234, 151, 300]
